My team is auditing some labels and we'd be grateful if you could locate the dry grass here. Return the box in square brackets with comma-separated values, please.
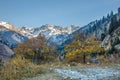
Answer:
[0, 56, 45, 80]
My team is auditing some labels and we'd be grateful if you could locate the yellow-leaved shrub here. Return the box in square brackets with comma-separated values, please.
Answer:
[65, 35, 105, 63]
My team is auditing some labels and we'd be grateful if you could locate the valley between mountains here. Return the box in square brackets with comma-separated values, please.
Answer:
[0, 7, 120, 80]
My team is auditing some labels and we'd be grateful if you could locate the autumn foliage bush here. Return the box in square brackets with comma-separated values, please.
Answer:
[14, 34, 56, 63]
[65, 34, 105, 63]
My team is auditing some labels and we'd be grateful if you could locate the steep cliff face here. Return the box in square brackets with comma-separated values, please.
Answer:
[101, 26, 120, 51]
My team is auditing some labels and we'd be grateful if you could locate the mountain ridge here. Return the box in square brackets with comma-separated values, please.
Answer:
[0, 7, 120, 57]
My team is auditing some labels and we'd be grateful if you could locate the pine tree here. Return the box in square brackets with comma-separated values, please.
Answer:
[109, 15, 118, 34]
[110, 11, 114, 17]
[107, 14, 110, 19]
[118, 7, 120, 13]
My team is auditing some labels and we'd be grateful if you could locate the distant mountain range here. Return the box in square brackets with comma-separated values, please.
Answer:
[21, 24, 80, 45]
[0, 7, 120, 58]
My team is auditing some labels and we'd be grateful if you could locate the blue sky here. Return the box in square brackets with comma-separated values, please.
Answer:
[0, 0, 120, 28]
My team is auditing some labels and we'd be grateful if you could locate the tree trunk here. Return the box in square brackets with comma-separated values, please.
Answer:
[83, 53, 86, 63]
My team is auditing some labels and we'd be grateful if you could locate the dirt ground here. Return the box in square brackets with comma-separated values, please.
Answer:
[24, 63, 120, 80]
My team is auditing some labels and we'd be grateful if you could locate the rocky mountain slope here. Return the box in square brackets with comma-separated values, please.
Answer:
[101, 26, 120, 51]
[0, 21, 28, 58]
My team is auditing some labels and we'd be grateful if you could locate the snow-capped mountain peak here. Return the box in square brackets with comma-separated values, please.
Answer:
[0, 21, 20, 32]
